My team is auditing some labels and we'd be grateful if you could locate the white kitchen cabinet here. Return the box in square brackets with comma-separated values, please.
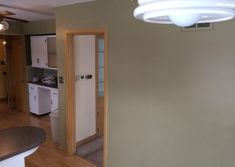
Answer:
[28, 83, 51, 115]
[30, 35, 57, 69]
[50, 89, 58, 112]
[30, 36, 48, 68]
[28, 83, 57, 115]
[28, 84, 39, 114]
[38, 87, 51, 115]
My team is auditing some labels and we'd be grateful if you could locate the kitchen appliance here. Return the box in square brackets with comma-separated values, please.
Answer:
[32, 75, 39, 82]
[41, 75, 56, 84]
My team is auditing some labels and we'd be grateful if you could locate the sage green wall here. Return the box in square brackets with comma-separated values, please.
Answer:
[1, 21, 24, 35]
[55, 1, 235, 167]
[23, 19, 55, 35]
[55, 0, 104, 149]
[0, 19, 55, 35]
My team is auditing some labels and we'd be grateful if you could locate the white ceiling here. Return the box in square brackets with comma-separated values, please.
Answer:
[0, 0, 94, 21]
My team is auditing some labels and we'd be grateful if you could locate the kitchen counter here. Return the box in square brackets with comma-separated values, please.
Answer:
[0, 126, 46, 161]
[28, 81, 58, 89]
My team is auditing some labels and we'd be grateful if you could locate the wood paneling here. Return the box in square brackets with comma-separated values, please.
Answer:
[8, 36, 27, 112]
[103, 29, 108, 167]
[0, 39, 7, 99]
[65, 33, 76, 154]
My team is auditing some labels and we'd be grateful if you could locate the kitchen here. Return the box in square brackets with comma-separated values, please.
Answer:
[27, 35, 58, 116]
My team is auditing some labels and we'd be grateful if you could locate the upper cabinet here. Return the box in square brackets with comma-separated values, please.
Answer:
[30, 35, 57, 69]
[31, 36, 48, 68]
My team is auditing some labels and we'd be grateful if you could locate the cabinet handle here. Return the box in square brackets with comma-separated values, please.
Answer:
[53, 93, 57, 95]
[36, 58, 39, 64]
[51, 100, 52, 104]
[34, 96, 37, 100]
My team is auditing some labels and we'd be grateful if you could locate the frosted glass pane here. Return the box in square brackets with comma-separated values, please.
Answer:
[98, 38, 104, 97]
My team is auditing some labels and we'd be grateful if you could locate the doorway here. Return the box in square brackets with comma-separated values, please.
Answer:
[0, 35, 27, 111]
[65, 28, 108, 167]
[75, 35, 104, 167]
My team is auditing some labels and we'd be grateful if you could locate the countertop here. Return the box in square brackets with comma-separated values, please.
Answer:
[28, 81, 58, 89]
[0, 126, 46, 161]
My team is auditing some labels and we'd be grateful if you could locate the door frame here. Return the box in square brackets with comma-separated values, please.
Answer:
[64, 27, 108, 167]
[4, 35, 27, 111]
[96, 35, 105, 136]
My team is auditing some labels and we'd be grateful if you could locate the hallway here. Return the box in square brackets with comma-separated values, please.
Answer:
[76, 136, 103, 167]
[0, 101, 96, 167]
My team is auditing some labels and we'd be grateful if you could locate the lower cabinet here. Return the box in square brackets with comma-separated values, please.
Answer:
[28, 83, 58, 115]
[28, 84, 39, 114]
[50, 89, 58, 112]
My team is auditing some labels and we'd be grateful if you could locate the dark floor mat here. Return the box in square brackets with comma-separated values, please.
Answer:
[76, 136, 103, 167]
[85, 148, 103, 167]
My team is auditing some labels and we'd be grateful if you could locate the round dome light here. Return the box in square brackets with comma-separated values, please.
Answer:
[2, 41, 7, 45]
[1, 21, 9, 31]
[134, 0, 235, 27]
[169, 13, 200, 27]
[0, 23, 3, 31]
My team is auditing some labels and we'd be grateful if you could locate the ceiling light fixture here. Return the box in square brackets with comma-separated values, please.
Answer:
[0, 21, 9, 45]
[0, 23, 3, 31]
[134, 0, 235, 27]
[0, 21, 9, 31]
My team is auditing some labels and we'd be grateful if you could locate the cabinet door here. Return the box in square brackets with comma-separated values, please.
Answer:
[30, 37, 39, 67]
[28, 85, 39, 114]
[50, 89, 58, 112]
[30, 36, 48, 68]
[47, 36, 57, 68]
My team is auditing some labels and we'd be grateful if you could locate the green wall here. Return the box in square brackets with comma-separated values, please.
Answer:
[1, 21, 24, 35]
[0, 19, 55, 35]
[55, 1, 235, 167]
[23, 19, 56, 35]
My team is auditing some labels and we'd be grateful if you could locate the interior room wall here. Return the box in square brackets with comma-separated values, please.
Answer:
[55, 1, 103, 149]
[23, 19, 56, 35]
[55, 0, 235, 167]
[0, 21, 24, 35]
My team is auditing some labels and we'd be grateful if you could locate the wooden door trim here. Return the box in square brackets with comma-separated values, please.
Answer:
[95, 36, 99, 135]
[95, 35, 104, 136]
[64, 27, 108, 167]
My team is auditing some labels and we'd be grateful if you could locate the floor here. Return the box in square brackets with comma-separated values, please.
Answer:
[76, 136, 103, 167]
[0, 101, 96, 167]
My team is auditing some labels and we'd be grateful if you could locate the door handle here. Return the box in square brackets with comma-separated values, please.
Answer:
[76, 74, 93, 81]
[85, 75, 92, 79]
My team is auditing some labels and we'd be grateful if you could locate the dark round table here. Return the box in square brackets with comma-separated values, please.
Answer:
[0, 126, 46, 163]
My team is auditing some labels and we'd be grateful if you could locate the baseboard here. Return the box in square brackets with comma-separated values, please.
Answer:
[76, 134, 100, 146]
